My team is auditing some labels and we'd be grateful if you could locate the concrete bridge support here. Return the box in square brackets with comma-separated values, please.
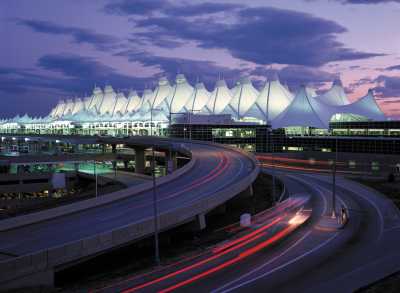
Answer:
[239, 184, 254, 199]
[166, 150, 178, 174]
[135, 147, 146, 174]
[192, 213, 207, 231]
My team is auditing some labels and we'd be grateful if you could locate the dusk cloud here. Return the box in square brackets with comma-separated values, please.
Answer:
[386, 65, 400, 71]
[17, 19, 120, 51]
[374, 75, 400, 97]
[133, 6, 384, 66]
[0, 54, 155, 116]
[114, 50, 247, 88]
[251, 65, 336, 90]
[105, 0, 242, 17]
[334, 0, 400, 4]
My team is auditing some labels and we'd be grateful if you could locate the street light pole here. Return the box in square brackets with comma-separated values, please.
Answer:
[93, 160, 98, 198]
[152, 146, 160, 265]
[265, 80, 276, 204]
[331, 136, 338, 218]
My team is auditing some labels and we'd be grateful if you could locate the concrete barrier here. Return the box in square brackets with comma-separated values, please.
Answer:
[0, 146, 195, 232]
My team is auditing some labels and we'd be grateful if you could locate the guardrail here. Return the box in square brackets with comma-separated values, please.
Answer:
[0, 138, 259, 287]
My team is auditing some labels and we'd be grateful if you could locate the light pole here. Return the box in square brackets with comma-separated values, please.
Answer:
[265, 80, 276, 204]
[331, 136, 338, 218]
[152, 146, 160, 265]
[188, 110, 201, 141]
[93, 160, 98, 198]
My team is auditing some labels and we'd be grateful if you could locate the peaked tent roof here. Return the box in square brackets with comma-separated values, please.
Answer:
[125, 90, 142, 113]
[228, 77, 259, 119]
[150, 77, 172, 110]
[99, 85, 117, 115]
[272, 86, 333, 129]
[305, 86, 317, 98]
[246, 78, 294, 122]
[113, 92, 128, 115]
[184, 82, 211, 113]
[167, 74, 194, 114]
[52, 100, 66, 118]
[72, 98, 84, 115]
[83, 96, 93, 110]
[339, 89, 386, 121]
[314, 79, 350, 106]
[62, 99, 75, 116]
[88, 86, 103, 113]
[205, 79, 233, 114]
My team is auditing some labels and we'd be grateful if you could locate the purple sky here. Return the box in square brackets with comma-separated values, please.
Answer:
[1, 0, 399, 118]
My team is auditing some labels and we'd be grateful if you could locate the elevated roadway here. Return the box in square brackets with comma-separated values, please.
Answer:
[0, 136, 259, 290]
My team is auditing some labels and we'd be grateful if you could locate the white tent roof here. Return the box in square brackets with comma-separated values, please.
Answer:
[150, 77, 172, 110]
[184, 82, 211, 113]
[339, 89, 386, 121]
[314, 79, 350, 106]
[52, 100, 66, 118]
[167, 74, 194, 114]
[246, 78, 294, 122]
[88, 86, 103, 113]
[305, 86, 317, 98]
[83, 96, 93, 110]
[99, 85, 117, 115]
[72, 98, 84, 115]
[205, 79, 233, 114]
[125, 91, 142, 113]
[228, 77, 259, 119]
[62, 99, 75, 116]
[140, 88, 154, 113]
[272, 86, 332, 129]
[113, 92, 128, 115]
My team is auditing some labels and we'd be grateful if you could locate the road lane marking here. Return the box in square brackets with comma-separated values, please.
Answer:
[218, 231, 339, 293]
[303, 174, 384, 241]
[211, 229, 313, 293]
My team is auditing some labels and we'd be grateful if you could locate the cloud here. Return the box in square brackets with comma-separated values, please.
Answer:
[17, 19, 120, 51]
[250, 65, 335, 90]
[373, 75, 400, 97]
[114, 50, 247, 88]
[386, 65, 400, 71]
[104, 0, 242, 17]
[334, 0, 400, 4]
[37, 54, 153, 91]
[104, 0, 166, 16]
[0, 54, 156, 116]
[163, 2, 243, 17]
[132, 6, 384, 66]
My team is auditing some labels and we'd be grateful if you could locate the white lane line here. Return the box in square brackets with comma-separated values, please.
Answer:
[286, 175, 329, 216]
[305, 174, 384, 241]
[211, 230, 313, 293]
[219, 231, 339, 293]
[384, 224, 400, 233]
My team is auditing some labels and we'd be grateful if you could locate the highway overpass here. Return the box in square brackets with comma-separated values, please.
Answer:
[0, 136, 259, 290]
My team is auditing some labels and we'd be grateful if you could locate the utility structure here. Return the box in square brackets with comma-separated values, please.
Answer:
[152, 146, 160, 265]
[331, 136, 338, 218]
[265, 79, 276, 204]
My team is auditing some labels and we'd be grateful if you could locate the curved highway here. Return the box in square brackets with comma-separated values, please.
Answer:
[93, 167, 400, 293]
[0, 136, 259, 289]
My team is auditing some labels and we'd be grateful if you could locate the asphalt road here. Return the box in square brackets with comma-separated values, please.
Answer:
[209, 171, 400, 293]
[0, 140, 256, 259]
[95, 169, 400, 293]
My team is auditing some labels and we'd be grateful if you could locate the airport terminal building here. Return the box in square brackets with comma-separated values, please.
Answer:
[0, 74, 398, 154]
